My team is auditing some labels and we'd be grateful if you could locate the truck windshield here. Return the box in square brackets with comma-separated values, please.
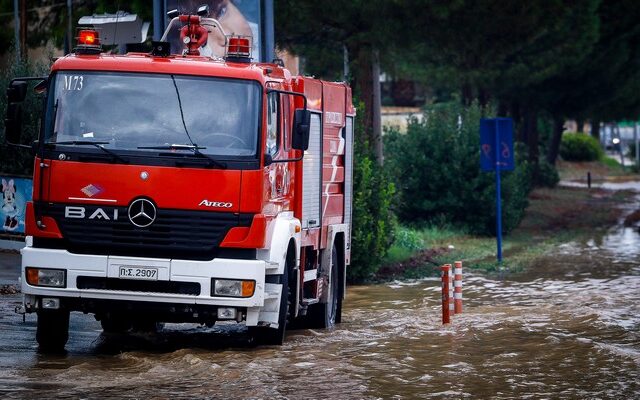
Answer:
[45, 72, 260, 157]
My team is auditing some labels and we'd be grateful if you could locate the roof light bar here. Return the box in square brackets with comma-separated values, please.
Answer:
[225, 36, 252, 62]
[75, 28, 102, 54]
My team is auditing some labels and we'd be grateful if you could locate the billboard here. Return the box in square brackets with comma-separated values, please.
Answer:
[165, 0, 261, 60]
[1, 176, 32, 235]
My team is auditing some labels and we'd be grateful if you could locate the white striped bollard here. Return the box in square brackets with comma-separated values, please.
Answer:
[454, 261, 463, 314]
[447, 264, 455, 315]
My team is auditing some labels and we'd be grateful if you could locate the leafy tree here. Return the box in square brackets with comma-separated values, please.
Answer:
[0, 52, 51, 176]
[529, 0, 640, 164]
[276, 0, 416, 163]
[0, 0, 154, 59]
[385, 101, 531, 235]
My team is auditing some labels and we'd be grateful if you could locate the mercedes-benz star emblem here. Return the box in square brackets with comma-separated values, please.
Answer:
[128, 198, 157, 228]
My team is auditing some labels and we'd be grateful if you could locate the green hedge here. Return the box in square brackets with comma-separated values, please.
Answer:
[559, 132, 603, 162]
[348, 135, 396, 283]
[385, 102, 532, 236]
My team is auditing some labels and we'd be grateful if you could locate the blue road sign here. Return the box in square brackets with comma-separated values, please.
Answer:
[480, 118, 514, 172]
[479, 117, 515, 264]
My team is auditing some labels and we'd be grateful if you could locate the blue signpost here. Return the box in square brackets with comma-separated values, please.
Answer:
[480, 118, 514, 263]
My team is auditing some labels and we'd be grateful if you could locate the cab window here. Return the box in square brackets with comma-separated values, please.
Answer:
[266, 92, 279, 157]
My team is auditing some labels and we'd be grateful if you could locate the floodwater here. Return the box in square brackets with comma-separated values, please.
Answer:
[1, 226, 639, 398]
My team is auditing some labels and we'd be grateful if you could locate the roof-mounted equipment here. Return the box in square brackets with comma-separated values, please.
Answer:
[75, 29, 102, 54]
[225, 36, 252, 63]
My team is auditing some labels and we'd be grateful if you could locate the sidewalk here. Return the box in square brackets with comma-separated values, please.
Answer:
[0, 252, 21, 285]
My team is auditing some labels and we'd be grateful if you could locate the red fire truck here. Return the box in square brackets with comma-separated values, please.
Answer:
[5, 10, 354, 351]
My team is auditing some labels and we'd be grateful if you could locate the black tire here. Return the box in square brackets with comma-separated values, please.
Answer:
[249, 259, 292, 346]
[335, 267, 344, 324]
[132, 320, 164, 333]
[36, 309, 70, 353]
[308, 245, 339, 329]
[100, 314, 132, 334]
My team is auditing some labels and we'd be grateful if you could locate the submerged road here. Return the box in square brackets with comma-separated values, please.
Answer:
[0, 221, 639, 398]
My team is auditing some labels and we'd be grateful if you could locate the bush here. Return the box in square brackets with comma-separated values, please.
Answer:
[385, 101, 532, 236]
[393, 226, 424, 251]
[349, 120, 396, 283]
[536, 160, 560, 188]
[0, 51, 52, 176]
[559, 132, 603, 162]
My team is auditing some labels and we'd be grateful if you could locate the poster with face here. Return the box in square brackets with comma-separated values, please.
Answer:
[0, 177, 33, 235]
[165, 0, 261, 60]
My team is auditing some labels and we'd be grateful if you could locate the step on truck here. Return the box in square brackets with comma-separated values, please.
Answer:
[5, 8, 354, 351]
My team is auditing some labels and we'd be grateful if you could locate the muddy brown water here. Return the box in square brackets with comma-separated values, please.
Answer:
[1, 225, 639, 398]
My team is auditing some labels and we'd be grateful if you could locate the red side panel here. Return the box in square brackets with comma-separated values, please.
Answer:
[321, 82, 347, 239]
[292, 78, 350, 250]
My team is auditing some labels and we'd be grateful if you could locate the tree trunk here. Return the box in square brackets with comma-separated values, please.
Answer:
[591, 118, 601, 140]
[352, 46, 383, 165]
[461, 83, 473, 106]
[371, 49, 383, 165]
[19, 0, 26, 59]
[497, 101, 508, 118]
[354, 47, 373, 143]
[525, 108, 539, 164]
[478, 88, 490, 108]
[547, 116, 565, 165]
[511, 101, 524, 142]
[576, 118, 584, 133]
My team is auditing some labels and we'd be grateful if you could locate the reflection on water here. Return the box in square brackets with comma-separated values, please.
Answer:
[1, 228, 639, 398]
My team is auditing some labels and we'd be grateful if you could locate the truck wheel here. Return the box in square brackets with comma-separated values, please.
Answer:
[335, 264, 344, 324]
[132, 320, 164, 333]
[100, 315, 132, 334]
[36, 309, 70, 353]
[308, 245, 339, 329]
[249, 258, 292, 346]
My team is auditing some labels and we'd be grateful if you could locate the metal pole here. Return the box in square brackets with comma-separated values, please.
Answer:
[633, 122, 640, 167]
[66, 0, 72, 55]
[153, 0, 162, 41]
[163, 0, 168, 29]
[495, 121, 503, 263]
[343, 45, 349, 82]
[263, 0, 275, 62]
[13, 0, 20, 61]
[616, 124, 625, 169]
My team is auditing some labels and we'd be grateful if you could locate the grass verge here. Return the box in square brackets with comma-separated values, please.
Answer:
[375, 162, 637, 281]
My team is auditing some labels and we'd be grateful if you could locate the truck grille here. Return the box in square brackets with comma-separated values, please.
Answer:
[77, 276, 201, 295]
[39, 203, 253, 260]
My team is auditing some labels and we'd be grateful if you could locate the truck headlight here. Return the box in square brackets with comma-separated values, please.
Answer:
[25, 267, 66, 288]
[212, 279, 255, 298]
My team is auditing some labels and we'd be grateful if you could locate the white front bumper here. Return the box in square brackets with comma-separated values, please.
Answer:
[21, 247, 267, 308]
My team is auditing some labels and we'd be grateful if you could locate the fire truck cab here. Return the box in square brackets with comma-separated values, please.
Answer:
[5, 14, 354, 351]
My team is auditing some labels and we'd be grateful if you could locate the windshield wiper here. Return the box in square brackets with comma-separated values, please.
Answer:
[137, 144, 227, 168]
[45, 140, 128, 163]
[137, 144, 204, 151]
[166, 76, 226, 169]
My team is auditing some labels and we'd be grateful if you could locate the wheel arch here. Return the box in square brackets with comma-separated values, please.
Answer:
[256, 212, 301, 275]
[320, 224, 348, 303]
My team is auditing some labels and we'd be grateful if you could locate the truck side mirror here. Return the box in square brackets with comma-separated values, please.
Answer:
[5, 102, 23, 145]
[292, 109, 311, 151]
[7, 80, 27, 103]
[4, 81, 27, 145]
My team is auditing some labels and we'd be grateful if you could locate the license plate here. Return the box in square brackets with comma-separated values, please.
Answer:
[118, 266, 158, 280]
